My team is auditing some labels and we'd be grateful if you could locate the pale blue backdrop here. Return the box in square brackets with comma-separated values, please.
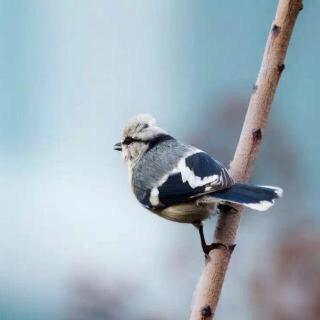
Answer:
[0, 1, 319, 319]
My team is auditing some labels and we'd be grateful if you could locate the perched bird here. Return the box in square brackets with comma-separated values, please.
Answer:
[114, 114, 283, 255]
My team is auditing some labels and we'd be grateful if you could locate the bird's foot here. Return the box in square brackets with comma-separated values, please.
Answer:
[194, 222, 236, 258]
[203, 242, 236, 258]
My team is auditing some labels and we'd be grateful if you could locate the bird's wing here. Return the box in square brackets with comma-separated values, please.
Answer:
[151, 151, 233, 208]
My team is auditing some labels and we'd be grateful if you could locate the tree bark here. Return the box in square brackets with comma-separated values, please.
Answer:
[190, 1, 303, 319]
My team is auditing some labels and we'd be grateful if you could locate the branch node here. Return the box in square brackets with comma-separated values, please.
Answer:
[252, 84, 258, 93]
[299, 3, 304, 11]
[229, 244, 236, 254]
[201, 305, 212, 318]
[252, 128, 262, 141]
[278, 63, 285, 73]
[272, 24, 281, 35]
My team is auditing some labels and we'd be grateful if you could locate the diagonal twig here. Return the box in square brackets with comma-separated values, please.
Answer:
[190, 1, 303, 319]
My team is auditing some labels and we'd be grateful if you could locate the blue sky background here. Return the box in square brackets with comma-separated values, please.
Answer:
[0, 1, 319, 319]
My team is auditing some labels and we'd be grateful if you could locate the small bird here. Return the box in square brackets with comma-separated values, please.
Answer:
[114, 114, 283, 255]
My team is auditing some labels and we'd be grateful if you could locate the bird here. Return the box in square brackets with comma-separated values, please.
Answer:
[114, 114, 283, 255]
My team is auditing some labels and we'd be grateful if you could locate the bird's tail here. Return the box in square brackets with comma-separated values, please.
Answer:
[211, 183, 283, 211]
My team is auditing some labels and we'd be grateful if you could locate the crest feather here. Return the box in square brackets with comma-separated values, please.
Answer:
[123, 114, 156, 137]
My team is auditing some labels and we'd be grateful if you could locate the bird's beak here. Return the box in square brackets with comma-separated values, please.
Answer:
[114, 142, 122, 151]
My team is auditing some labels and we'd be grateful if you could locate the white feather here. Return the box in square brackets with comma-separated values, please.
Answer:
[244, 200, 274, 211]
[149, 187, 160, 206]
[156, 149, 225, 191]
[178, 158, 220, 188]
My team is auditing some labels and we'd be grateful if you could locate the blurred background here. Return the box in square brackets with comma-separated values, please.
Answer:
[0, 1, 319, 319]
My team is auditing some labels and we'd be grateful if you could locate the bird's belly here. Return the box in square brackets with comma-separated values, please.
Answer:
[156, 202, 216, 224]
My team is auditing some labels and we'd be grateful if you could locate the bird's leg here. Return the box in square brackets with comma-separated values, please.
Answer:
[197, 222, 210, 255]
[194, 222, 236, 257]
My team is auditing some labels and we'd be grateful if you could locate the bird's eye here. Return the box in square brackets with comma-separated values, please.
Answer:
[122, 137, 141, 145]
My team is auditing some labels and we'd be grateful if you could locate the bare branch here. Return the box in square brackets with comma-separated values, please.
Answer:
[190, 1, 303, 319]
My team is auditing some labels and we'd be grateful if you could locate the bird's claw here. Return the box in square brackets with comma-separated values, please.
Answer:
[204, 242, 236, 257]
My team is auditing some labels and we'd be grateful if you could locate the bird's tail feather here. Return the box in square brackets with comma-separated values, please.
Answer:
[211, 183, 283, 211]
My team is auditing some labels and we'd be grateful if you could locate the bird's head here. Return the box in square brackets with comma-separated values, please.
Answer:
[114, 114, 169, 166]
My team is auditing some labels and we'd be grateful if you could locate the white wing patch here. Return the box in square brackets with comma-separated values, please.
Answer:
[149, 186, 160, 206]
[156, 148, 227, 190]
[178, 158, 221, 188]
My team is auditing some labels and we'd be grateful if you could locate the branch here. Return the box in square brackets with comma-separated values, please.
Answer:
[190, 1, 303, 319]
